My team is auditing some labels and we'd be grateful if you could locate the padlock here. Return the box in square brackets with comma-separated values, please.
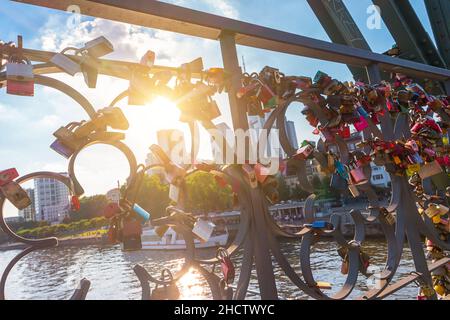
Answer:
[304, 221, 333, 230]
[392, 155, 402, 166]
[337, 125, 351, 139]
[0, 168, 19, 186]
[140, 50, 155, 68]
[192, 219, 215, 242]
[133, 204, 151, 224]
[96, 107, 129, 131]
[356, 105, 369, 118]
[348, 183, 360, 198]
[121, 218, 142, 251]
[418, 160, 443, 179]
[180, 57, 203, 77]
[107, 220, 119, 244]
[349, 164, 368, 185]
[434, 282, 446, 296]
[424, 203, 448, 219]
[353, 116, 369, 132]
[380, 208, 396, 226]
[330, 173, 348, 190]
[256, 81, 277, 109]
[335, 160, 349, 180]
[313, 70, 332, 88]
[103, 202, 121, 219]
[217, 248, 235, 285]
[359, 250, 370, 275]
[294, 143, 314, 160]
[237, 81, 260, 99]
[0, 181, 31, 210]
[241, 164, 258, 189]
[254, 163, 271, 184]
[6, 61, 34, 96]
[50, 126, 86, 158]
[406, 164, 421, 177]
[50, 53, 81, 76]
[316, 282, 332, 290]
[71, 195, 80, 211]
[405, 139, 419, 153]
[83, 36, 114, 58]
[337, 246, 349, 275]
[196, 98, 221, 122]
[151, 269, 180, 300]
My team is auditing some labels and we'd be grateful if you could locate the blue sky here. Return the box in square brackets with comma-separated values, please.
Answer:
[0, 0, 435, 198]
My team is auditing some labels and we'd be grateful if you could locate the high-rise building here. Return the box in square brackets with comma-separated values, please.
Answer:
[34, 173, 70, 223]
[18, 188, 35, 221]
[146, 129, 187, 176]
[248, 112, 286, 159]
[285, 120, 299, 150]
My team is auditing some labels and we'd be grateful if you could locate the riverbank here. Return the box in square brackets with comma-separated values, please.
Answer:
[0, 236, 108, 252]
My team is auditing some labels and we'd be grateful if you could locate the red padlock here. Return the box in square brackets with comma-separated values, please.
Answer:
[70, 195, 81, 211]
[0, 168, 19, 186]
[337, 126, 350, 139]
[7, 79, 34, 96]
[103, 202, 121, 218]
[254, 163, 271, 184]
[217, 248, 235, 285]
[236, 82, 259, 99]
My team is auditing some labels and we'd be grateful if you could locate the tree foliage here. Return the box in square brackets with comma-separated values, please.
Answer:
[185, 171, 233, 213]
[277, 175, 291, 201]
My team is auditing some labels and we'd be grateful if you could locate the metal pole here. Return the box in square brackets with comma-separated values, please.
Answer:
[219, 30, 278, 299]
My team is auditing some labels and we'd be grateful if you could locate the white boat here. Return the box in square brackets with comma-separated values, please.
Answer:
[140, 227, 229, 250]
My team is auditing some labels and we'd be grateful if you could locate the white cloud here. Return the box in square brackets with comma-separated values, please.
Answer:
[163, 0, 239, 19]
[2, 1, 239, 196]
[201, 0, 239, 18]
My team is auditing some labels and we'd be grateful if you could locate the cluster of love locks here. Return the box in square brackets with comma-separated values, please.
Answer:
[237, 66, 449, 299]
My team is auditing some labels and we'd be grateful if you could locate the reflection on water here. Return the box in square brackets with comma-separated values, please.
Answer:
[0, 240, 417, 300]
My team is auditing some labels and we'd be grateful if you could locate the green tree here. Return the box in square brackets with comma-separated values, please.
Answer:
[70, 195, 109, 221]
[133, 174, 171, 219]
[185, 171, 233, 213]
[291, 184, 310, 201]
[277, 175, 291, 201]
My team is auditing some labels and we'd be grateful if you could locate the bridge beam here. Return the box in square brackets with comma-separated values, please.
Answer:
[425, 0, 450, 69]
[12, 0, 450, 81]
[307, 0, 370, 82]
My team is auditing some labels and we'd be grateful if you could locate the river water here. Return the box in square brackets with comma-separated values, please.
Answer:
[0, 239, 419, 300]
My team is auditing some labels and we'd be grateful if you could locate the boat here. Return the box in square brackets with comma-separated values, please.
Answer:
[140, 226, 229, 250]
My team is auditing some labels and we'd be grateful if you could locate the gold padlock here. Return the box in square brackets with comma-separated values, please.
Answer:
[0, 181, 31, 210]
[241, 164, 258, 189]
[425, 203, 449, 219]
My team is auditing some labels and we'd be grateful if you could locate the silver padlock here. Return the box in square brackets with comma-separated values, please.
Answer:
[50, 53, 81, 76]
[6, 61, 33, 81]
[192, 219, 215, 242]
[83, 36, 113, 58]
